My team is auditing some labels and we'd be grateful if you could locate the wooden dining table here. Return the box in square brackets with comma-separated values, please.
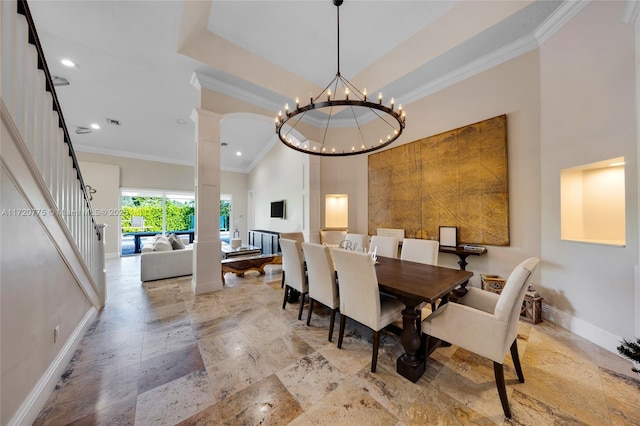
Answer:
[374, 256, 473, 382]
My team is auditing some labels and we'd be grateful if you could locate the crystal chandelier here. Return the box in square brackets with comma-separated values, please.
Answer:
[275, 0, 406, 156]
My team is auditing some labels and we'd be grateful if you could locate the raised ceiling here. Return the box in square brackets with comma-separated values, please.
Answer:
[28, 0, 579, 173]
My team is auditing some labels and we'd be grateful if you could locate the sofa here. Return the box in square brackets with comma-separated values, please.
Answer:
[140, 234, 193, 281]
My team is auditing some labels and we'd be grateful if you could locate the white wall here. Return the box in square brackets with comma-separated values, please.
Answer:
[320, 50, 542, 289]
[78, 161, 120, 257]
[248, 142, 309, 234]
[1, 169, 93, 425]
[77, 152, 194, 191]
[220, 170, 249, 243]
[540, 1, 637, 346]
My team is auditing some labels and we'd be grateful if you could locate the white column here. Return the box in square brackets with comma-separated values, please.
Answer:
[191, 107, 222, 295]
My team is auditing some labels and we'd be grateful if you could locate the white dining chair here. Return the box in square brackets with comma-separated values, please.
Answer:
[341, 233, 369, 252]
[280, 238, 309, 320]
[279, 232, 305, 244]
[319, 228, 348, 246]
[422, 257, 540, 420]
[369, 235, 399, 258]
[332, 248, 405, 373]
[302, 242, 340, 341]
[400, 238, 439, 265]
[401, 238, 440, 315]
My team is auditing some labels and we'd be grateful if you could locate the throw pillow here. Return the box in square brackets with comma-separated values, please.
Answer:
[153, 236, 172, 252]
[168, 234, 185, 250]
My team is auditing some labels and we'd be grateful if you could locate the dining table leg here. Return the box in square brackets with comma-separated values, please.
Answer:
[395, 298, 425, 383]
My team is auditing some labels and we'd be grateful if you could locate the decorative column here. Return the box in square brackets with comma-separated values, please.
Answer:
[191, 107, 223, 295]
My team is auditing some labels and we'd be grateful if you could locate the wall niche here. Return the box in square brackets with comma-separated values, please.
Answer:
[560, 157, 625, 246]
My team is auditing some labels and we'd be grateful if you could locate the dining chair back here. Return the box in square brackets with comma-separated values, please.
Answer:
[369, 235, 399, 258]
[400, 238, 439, 265]
[319, 228, 348, 246]
[279, 232, 305, 244]
[400, 238, 440, 316]
[341, 233, 369, 252]
[422, 257, 540, 419]
[280, 238, 309, 320]
[332, 248, 405, 372]
[301, 242, 339, 341]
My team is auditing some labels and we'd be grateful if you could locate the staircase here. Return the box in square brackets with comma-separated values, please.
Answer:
[1, 0, 106, 424]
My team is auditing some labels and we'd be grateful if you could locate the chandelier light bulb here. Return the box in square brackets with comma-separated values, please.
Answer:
[285, 103, 289, 113]
[363, 88, 367, 100]
[296, 97, 300, 108]
[390, 98, 395, 110]
[345, 87, 349, 100]
[378, 92, 382, 104]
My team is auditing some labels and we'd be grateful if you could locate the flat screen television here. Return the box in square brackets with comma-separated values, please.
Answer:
[270, 200, 286, 219]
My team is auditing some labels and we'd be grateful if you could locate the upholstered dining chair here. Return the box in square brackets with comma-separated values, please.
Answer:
[369, 235, 399, 258]
[400, 238, 439, 264]
[319, 228, 348, 246]
[332, 248, 405, 373]
[280, 238, 309, 320]
[301, 242, 340, 341]
[421, 257, 540, 420]
[279, 232, 305, 244]
[341, 233, 369, 252]
[401, 238, 440, 314]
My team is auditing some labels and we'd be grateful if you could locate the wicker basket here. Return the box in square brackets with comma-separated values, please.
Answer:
[481, 274, 506, 294]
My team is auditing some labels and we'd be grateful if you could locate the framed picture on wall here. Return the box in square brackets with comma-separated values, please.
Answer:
[439, 226, 458, 247]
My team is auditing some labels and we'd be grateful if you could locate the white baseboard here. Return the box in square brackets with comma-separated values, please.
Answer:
[8, 308, 98, 426]
[542, 303, 623, 354]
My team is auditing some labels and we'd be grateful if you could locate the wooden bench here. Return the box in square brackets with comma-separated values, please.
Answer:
[221, 253, 282, 284]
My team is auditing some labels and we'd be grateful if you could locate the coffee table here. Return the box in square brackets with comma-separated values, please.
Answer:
[221, 243, 262, 259]
[221, 253, 282, 284]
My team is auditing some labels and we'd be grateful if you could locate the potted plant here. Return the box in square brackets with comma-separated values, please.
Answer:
[617, 338, 640, 375]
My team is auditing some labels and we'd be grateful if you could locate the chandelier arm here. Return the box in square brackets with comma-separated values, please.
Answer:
[283, 110, 308, 141]
[321, 104, 335, 149]
[368, 106, 403, 130]
[314, 74, 340, 103]
[347, 102, 368, 150]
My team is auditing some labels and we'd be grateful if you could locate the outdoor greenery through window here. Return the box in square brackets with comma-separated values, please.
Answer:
[120, 189, 234, 255]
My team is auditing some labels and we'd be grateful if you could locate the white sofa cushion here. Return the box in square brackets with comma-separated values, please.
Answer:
[153, 236, 172, 252]
[140, 245, 193, 281]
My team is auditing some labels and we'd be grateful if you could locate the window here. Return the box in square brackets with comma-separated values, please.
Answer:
[121, 189, 194, 255]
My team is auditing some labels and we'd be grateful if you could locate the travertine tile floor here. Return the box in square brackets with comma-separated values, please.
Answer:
[35, 255, 640, 425]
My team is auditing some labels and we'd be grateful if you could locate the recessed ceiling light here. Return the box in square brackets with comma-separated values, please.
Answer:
[75, 127, 91, 134]
[90, 123, 100, 130]
[177, 119, 186, 124]
[60, 59, 76, 67]
[236, 151, 242, 156]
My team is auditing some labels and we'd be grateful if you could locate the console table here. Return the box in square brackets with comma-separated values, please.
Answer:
[439, 246, 487, 271]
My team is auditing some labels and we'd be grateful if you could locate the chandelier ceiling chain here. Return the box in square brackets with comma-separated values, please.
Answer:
[275, 0, 406, 156]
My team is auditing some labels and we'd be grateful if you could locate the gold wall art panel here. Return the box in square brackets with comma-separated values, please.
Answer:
[368, 114, 509, 246]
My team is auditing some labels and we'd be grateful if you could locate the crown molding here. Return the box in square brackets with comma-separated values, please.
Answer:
[401, 33, 540, 107]
[74, 144, 195, 167]
[194, 71, 283, 114]
[623, 0, 640, 23]
[535, 0, 590, 44]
